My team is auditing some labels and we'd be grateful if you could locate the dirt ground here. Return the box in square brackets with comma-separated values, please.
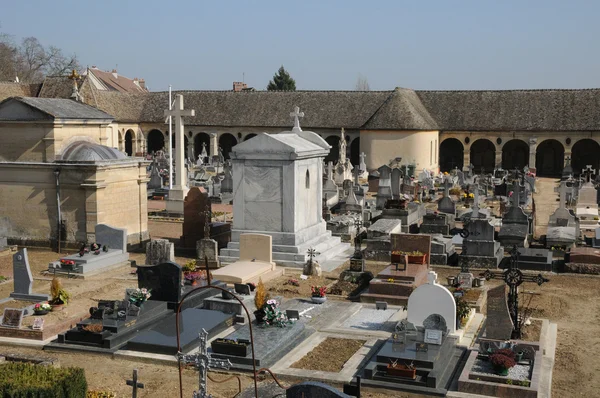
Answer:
[291, 338, 367, 372]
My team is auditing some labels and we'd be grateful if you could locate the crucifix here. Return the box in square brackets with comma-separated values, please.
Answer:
[290, 106, 304, 132]
[164, 95, 195, 191]
[582, 165, 596, 183]
[443, 178, 451, 197]
[480, 245, 549, 339]
[203, 202, 212, 239]
[353, 217, 363, 258]
[126, 369, 144, 398]
[307, 247, 320, 268]
[177, 329, 231, 398]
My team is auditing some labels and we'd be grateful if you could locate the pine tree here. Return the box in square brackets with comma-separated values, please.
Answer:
[267, 65, 296, 91]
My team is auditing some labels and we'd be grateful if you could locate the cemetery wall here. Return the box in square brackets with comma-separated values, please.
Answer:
[0, 161, 148, 248]
[361, 129, 439, 172]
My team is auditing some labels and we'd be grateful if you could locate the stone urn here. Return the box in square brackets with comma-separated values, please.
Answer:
[311, 296, 327, 304]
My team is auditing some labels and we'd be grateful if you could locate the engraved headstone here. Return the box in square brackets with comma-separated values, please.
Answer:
[145, 239, 175, 266]
[197, 239, 220, 269]
[137, 261, 182, 303]
[485, 284, 514, 340]
[10, 249, 49, 301]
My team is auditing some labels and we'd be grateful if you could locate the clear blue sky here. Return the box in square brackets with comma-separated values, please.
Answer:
[1, 0, 598, 92]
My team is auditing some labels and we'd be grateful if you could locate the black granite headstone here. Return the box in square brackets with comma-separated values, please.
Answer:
[137, 261, 182, 303]
[234, 283, 251, 295]
[286, 382, 351, 398]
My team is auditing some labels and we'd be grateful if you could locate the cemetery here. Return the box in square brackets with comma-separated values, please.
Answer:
[0, 101, 598, 398]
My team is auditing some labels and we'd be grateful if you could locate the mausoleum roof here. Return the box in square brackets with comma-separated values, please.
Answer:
[231, 131, 330, 159]
[0, 97, 113, 121]
[58, 141, 127, 162]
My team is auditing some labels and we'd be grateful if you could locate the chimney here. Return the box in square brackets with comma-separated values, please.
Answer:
[139, 79, 146, 90]
[233, 81, 248, 92]
[112, 69, 118, 79]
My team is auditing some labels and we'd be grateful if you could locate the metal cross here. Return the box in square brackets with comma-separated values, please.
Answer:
[307, 247, 320, 267]
[126, 369, 144, 398]
[582, 165, 596, 183]
[203, 202, 212, 239]
[177, 329, 231, 398]
[290, 106, 305, 131]
[480, 245, 549, 339]
[353, 217, 363, 257]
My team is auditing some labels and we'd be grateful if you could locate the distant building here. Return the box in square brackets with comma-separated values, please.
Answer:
[84, 66, 148, 93]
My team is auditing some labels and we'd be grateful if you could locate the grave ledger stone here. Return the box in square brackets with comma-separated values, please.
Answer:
[10, 248, 49, 301]
[145, 239, 175, 266]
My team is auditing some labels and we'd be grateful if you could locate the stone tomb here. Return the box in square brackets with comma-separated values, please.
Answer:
[363, 219, 402, 261]
[420, 212, 453, 236]
[546, 183, 578, 248]
[197, 238, 221, 268]
[565, 247, 600, 274]
[380, 200, 424, 233]
[212, 234, 277, 284]
[576, 182, 599, 231]
[512, 248, 552, 272]
[219, 123, 349, 267]
[498, 183, 530, 247]
[361, 271, 464, 395]
[10, 249, 49, 302]
[429, 235, 456, 266]
[459, 218, 504, 269]
[361, 234, 430, 305]
[48, 224, 129, 274]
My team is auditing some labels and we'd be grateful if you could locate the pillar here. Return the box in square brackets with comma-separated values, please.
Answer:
[463, 147, 470, 171]
[528, 138, 537, 170]
[495, 150, 502, 169]
[209, 133, 218, 159]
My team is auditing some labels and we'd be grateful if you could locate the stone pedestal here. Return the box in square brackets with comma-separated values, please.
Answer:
[197, 239, 220, 268]
[166, 185, 189, 215]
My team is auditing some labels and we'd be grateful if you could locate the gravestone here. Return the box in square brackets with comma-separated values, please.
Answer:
[498, 182, 530, 247]
[1, 308, 24, 328]
[364, 219, 402, 261]
[438, 179, 456, 215]
[221, 160, 233, 194]
[407, 271, 456, 334]
[430, 234, 456, 265]
[485, 284, 513, 340]
[576, 181, 599, 230]
[181, 187, 211, 249]
[391, 167, 402, 198]
[323, 162, 340, 208]
[145, 239, 175, 265]
[286, 382, 351, 398]
[376, 165, 393, 209]
[197, 239, 220, 268]
[96, 224, 127, 252]
[10, 249, 49, 301]
[137, 261, 182, 303]
[420, 212, 452, 235]
[459, 218, 503, 269]
[147, 161, 163, 190]
[390, 233, 431, 265]
[547, 182, 578, 248]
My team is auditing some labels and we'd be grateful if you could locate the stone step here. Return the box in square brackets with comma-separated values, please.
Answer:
[360, 292, 410, 306]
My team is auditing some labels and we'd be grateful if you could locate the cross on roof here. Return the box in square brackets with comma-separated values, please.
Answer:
[177, 329, 231, 398]
[126, 369, 144, 398]
[290, 106, 304, 132]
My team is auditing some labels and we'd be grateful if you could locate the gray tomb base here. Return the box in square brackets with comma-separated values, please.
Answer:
[126, 308, 234, 355]
[10, 249, 49, 302]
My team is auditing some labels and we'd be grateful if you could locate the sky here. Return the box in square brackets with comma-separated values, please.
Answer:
[1, 0, 599, 92]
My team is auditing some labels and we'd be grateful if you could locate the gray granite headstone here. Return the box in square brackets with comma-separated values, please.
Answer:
[197, 238, 220, 268]
[286, 382, 351, 398]
[485, 284, 514, 340]
[10, 248, 49, 301]
[145, 239, 175, 266]
[96, 224, 127, 252]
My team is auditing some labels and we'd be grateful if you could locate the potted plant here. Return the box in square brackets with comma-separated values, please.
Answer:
[455, 296, 471, 328]
[391, 250, 408, 265]
[311, 286, 327, 304]
[262, 299, 289, 327]
[211, 338, 251, 357]
[253, 278, 270, 324]
[184, 271, 203, 286]
[49, 278, 71, 310]
[489, 349, 516, 376]
[33, 301, 52, 315]
[386, 359, 416, 379]
[128, 288, 151, 307]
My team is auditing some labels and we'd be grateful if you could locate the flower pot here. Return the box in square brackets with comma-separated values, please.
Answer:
[51, 304, 64, 311]
[191, 280, 198, 286]
[211, 339, 251, 357]
[34, 310, 49, 316]
[386, 364, 416, 379]
[128, 298, 145, 308]
[447, 276, 456, 286]
[311, 296, 327, 304]
[254, 309, 266, 324]
[516, 351, 524, 363]
[221, 290, 235, 300]
[472, 278, 481, 288]
[407, 254, 427, 265]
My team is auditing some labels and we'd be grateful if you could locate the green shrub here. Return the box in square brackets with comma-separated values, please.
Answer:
[0, 362, 87, 397]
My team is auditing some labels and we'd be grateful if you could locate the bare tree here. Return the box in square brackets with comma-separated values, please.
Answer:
[355, 73, 371, 91]
[0, 32, 80, 82]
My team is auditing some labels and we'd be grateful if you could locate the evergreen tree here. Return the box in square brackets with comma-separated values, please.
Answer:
[267, 65, 296, 91]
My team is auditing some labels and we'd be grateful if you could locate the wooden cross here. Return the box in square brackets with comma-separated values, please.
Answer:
[126, 369, 144, 398]
[290, 106, 304, 131]
[177, 329, 231, 398]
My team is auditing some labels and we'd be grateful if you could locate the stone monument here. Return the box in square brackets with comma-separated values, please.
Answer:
[10, 249, 49, 301]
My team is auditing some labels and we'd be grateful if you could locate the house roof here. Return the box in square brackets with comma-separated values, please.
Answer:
[416, 89, 600, 131]
[0, 97, 114, 121]
[88, 67, 147, 93]
[0, 82, 41, 102]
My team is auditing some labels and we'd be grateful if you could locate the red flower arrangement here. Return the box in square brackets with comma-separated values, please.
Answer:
[60, 259, 76, 267]
[311, 286, 327, 298]
[490, 349, 516, 370]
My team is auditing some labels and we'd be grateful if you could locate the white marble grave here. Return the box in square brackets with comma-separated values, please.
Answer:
[219, 108, 349, 267]
[407, 271, 457, 334]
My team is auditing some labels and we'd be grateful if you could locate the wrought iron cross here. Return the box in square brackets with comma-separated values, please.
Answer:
[177, 329, 231, 398]
[126, 369, 144, 398]
[353, 217, 363, 256]
[480, 245, 549, 339]
[307, 247, 320, 267]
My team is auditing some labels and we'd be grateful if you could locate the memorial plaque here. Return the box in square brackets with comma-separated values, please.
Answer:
[1, 308, 24, 328]
[349, 258, 365, 272]
[32, 317, 44, 331]
[416, 342, 429, 352]
[424, 329, 443, 345]
[234, 283, 251, 295]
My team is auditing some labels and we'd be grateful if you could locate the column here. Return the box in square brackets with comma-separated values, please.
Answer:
[209, 133, 218, 159]
[528, 138, 537, 170]
[495, 150, 502, 169]
[462, 148, 470, 171]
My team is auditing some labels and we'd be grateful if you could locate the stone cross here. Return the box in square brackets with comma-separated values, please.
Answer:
[290, 106, 304, 132]
[177, 329, 231, 398]
[555, 182, 568, 209]
[327, 161, 334, 181]
[427, 271, 437, 285]
[359, 152, 367, 171]
[164, 95, 195, 190]
[200, 142, 208, 161]
[582, 165, 596, 183]
[203, 202, 212, 239]
[126, 369, 144, 398]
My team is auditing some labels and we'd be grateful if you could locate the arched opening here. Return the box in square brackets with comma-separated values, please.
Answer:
[571, 139, 600, 175]
[502, 139, 529, 170]
[439, 138, 464, 172]
[305, 170, 310, 189]
[325, 136, 340, 164]
[194, 133, 210, 158]
[350, 137, 360, 166]
[219, 133, 238, 160]
[536, 139, 564, 177]
[147, 129, 165, 154]
[244, 133, 257, 141]
[124, 129, 134, 156]
[470, 139, 495, 173]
